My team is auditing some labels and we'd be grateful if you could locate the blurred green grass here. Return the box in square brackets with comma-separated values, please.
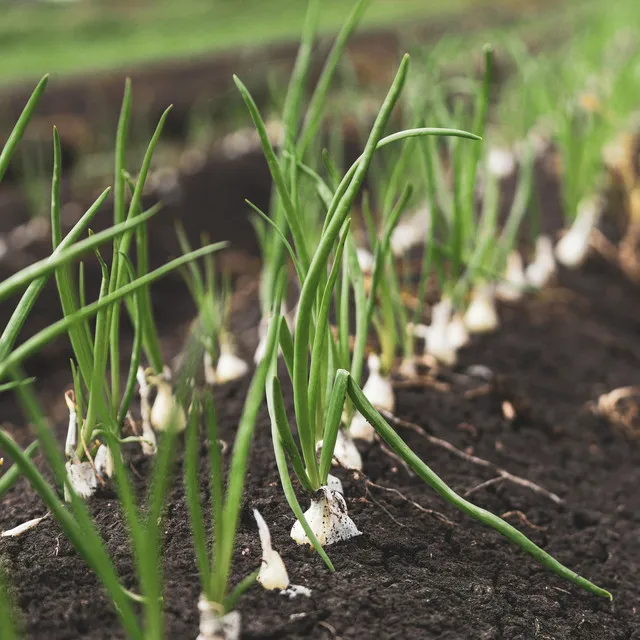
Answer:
[0, 0, 520, 85]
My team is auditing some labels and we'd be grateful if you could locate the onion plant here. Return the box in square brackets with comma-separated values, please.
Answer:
[0, 81, 226, 499]
[251, 0, 370, 363]
[176, 225, 249, 386]
[183, 292, 280, 640]
[0, 85, 226, 637]
[237, 48, 479, 550]
[239, 41, 612, 599]
[344, 377, 612, 599]
[553, 100, 607, 268]
[0, 359, 194, 639]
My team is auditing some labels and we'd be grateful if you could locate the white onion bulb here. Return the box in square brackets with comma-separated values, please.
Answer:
[253, 509, 289, 591]
[555, 196, 601, 268]
[290, 487, 361, 547]
[496, 251, 527, 302]
[464, 284, 499, 333]
[525, 235, 556, 289]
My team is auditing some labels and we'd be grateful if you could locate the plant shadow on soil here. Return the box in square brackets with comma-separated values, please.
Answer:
[0, 156, 639, 640]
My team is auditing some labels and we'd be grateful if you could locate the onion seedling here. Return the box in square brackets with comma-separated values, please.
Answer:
[176, 225, 249, 386]
[462, 142, 534, 333]
[241, 50, 480, 557]
[183, 300, 279, 640]
[1, 118, 225, 495]
[0, 358, 195, 639]
[553, 100, 607, 268]
[251, 0, 370, 363]
[344, 376, 612, 600]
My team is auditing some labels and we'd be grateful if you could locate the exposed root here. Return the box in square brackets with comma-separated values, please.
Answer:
[80, 435, 106, 487]
[380, 411, 565, 505]
[464, 476, 505, 497]
[392, 375, 451, 394]
[379, 441, 414, 476]
[317, 621, 342, 640]
[463, 383, 493, 399]
[500, 510, 548, 532]
[364, 477, 456, 527]
[596, 386, 640, 438]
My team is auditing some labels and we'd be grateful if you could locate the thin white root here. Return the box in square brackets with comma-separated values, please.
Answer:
[253, 509, 289, 591]
[290, 487, 361, 547]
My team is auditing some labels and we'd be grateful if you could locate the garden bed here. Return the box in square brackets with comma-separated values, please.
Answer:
[0, 155, 638, 638]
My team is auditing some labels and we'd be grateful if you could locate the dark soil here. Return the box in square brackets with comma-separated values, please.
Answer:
[2, 143, 640, 638]
[1, 250, 640, 639]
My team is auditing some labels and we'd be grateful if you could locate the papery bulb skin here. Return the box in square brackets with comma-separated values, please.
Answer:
[525, 235, 556, 289]
[487, 146, 517, 179]
[215, 343, 249, 384]
[254, 510, 289, 591]
[555, 197, 602, 268]
[204, 350, 217, 386]
[496, 251, 527, 302]
[326, 474, 344, 494]
[464, 284, 499, 334]
[65, 461, 98, 501]
[349, 354, 395, 442]
[136, 367, 158, 455]
[290, 487, 361, 547]
[151, 381, 187, 433]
